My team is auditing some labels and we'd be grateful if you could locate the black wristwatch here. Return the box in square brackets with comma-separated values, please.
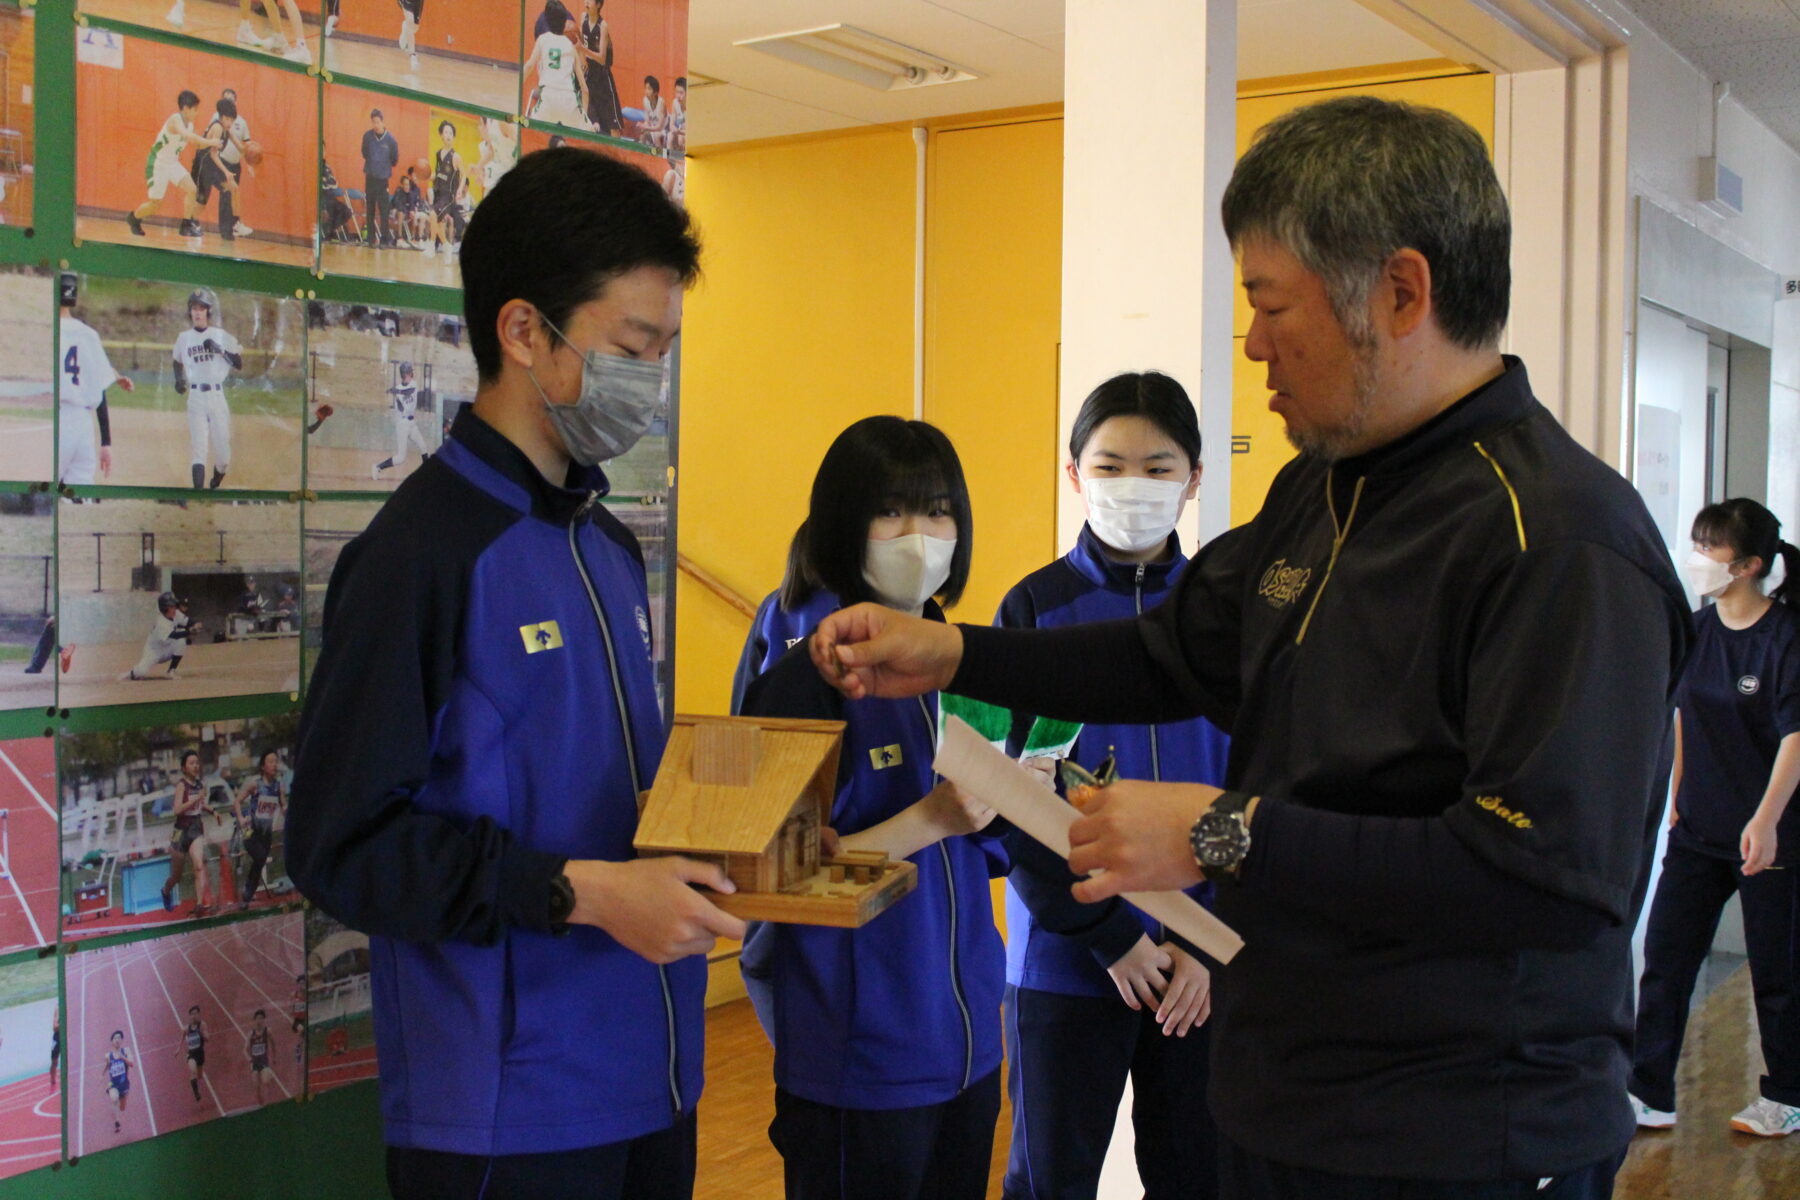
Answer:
[548, 869, 576, 936]
[1190, 791, 1253, 882]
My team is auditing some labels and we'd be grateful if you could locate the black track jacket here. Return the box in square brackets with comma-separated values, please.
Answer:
[951, 358, 1692, 1180]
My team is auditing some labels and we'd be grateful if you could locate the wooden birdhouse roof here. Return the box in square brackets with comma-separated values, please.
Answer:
[634, 714, 844, 856]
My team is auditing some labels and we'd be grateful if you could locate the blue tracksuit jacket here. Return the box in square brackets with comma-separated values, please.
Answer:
[728, 587, 840, 714]
[289, 412, 705, 1155]
[996, 524, 1231, 997]
[738, 600, 1007, 1109]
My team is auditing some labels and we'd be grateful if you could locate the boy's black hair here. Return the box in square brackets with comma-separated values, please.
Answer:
[644, 75, 660, 93]
[253, 1009, 266, 1019]
[779, 417, 972, 611]
[178, 90, 200, 110]
[188, 1005, 201, 1014]
[1069, 371, 1202, 467]
[439, 120, 456, 138]
[461, 148, 698, 382]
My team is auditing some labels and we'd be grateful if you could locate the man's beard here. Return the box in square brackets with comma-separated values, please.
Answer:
[1284, 346, 1379, 461]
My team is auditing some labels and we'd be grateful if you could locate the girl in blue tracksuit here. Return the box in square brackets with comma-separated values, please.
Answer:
[997, 372, 1230, 1200]
[739, 416, 1008, 1200]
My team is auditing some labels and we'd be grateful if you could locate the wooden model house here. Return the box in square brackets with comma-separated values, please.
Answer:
[634, 714, 917, 928]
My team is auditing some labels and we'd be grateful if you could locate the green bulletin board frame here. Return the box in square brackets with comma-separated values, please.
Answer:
[0, 2, 687, 1190]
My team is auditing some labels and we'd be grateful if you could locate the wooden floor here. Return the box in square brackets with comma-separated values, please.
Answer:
[1617, 966, 1800, 1200]
[696, 965, 1799, 1198]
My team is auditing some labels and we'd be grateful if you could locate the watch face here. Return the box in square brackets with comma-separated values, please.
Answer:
[1194, 811, 1248, 869]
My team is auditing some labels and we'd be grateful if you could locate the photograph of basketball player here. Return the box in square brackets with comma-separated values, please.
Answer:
[624, 74, 665, 147]
[57, 276, 303, 492]
[57, 498, 302, 709]
[0, 7, 37, 227]
[425, 120, 468, 259]
[525, 14, 594, 132]
[577, 0, 624, 136]
[320, 83, 488, 287]
[321, 0, 519, 116]
[81, 0, 317, 66]
[77, 32, 318, 266]
[192, 88, 263, 243]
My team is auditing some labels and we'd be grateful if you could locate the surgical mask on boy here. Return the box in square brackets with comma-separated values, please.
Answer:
[864, 533, 957, 614]
[1082, 475, 1188, 554]
[528, 315, 665, 466]
[1682, 549, 1735, 599]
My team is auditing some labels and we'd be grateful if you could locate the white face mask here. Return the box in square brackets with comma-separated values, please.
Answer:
[1682, 549, 1735, 599]
[1081, 475, 1189, 553]
[863, 533, 956, 614]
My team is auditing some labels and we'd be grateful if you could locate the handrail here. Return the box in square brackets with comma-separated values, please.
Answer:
[677, 553, 758, 619]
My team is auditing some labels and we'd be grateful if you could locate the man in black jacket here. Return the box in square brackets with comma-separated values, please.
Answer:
[809, 97, 1691, 1199]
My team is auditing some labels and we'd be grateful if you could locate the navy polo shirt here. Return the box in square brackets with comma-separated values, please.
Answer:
[1672, 601, 1800, 864]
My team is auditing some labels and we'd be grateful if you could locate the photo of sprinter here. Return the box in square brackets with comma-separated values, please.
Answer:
[59, 715, 299, 939]
[57, 498, 301, 708]
[56, 276, 303, 492]
[66, 913, 304, 1157]
[77, 33, 318, 266]
[0, 958, 60, 1180]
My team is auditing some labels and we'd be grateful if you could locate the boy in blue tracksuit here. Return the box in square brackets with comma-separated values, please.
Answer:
[998, 372, 1229, 1199]
[289, 148, 743, 1200]
[738, 416, 1009, 1200]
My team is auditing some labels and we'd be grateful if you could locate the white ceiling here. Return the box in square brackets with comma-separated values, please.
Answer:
[688, 0, 1440, 148]
[1626, 0, 1800, 155]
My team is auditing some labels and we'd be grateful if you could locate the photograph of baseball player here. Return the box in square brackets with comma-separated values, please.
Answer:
[0, 266, 53, 484]
[0, 956, 60, 1181]
[65, 911, 303, 1158]
[322, 0, 520, 117]
[76, 32, 318, 267]
[58, 276, 304, 493]
[305, 300, 471, 491]
[0, 493, 54, 718]
[522, 0, 685, 144]
[301, 498, 382, 689]
[80, 0, 321, 67]
[56, 498, 301, 709]
[0, 6, 36, 227]
[320, 84, 507, 287]
[59, 715, 299, 941]
[304, 905, 373, 1095]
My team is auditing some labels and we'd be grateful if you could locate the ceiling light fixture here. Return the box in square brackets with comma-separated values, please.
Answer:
[734, 24, 978, 92]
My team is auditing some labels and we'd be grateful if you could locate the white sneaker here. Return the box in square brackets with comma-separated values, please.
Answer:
[237, 20, 262, 46]
[371, 463, 383, 481]
[234, 220, 254, 237]
[324, 14, 337, 37]
[285, 42, 312, 64]
[1631, 1097, 1676, 1129]
[409, 52, 420, 72]
[166, 1, 185, 28]
[1730, 1097, 1800, 1137]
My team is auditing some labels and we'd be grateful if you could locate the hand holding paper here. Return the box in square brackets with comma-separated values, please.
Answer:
[934, 715, 1243, 964]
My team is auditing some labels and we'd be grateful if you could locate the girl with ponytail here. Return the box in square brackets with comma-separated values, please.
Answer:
[1631, 498, 1800, 1138]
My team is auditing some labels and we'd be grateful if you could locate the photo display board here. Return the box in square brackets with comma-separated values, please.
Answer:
[0, 0, 689, 1180]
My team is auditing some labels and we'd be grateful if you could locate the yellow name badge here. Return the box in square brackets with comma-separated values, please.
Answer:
[869, 744, 903, 770]
[519, 620, 565, 655]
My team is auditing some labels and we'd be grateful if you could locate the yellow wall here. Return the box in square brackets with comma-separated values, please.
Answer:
[925, 117, 1066, 626]
[677, 71, 1494, 709]
[676, 128, 918, 716]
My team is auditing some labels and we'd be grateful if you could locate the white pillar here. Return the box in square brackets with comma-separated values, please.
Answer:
[1059, 0, 1237, 553]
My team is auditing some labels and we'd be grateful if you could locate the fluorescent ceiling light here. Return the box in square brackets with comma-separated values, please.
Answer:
[734, 24, 978, 91]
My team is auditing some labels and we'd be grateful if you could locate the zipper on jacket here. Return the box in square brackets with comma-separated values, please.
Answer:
[568, 494, 683, 1117]
[923, 694, 974, 1092]
[1295, 470, 1365, 646]
[1134, 564, 1162, 783]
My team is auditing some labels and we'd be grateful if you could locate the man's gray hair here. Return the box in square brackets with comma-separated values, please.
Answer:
[1221, 96, 1510, 351]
